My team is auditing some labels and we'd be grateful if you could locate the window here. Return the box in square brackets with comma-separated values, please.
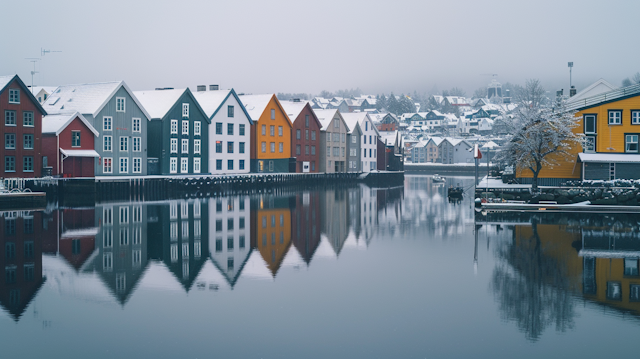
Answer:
[341, 133, 346, 143]
[626, 135, 638, 153]
[261, 125, 266, 136]
[296, 129, 301, 140]
[607, 281, 622, 300]
[261, 142, 266, 152]
[305, 145, 309, 155]
[341, 147, 345, 157]
[239, 159, 245, 170]
[270, 142, 275, 152]
[8, 89, 19, 104]
[239, 124, 245, 136]
[311, 162, 315, 171]
[23, 112, 34, 126]
[311, 131, 316, 140]
[228, 141, 234, 153]
[334, 118, 339, 128]
[584, 115, 596, 134]
[5, 110, 16, 126]
[181, 158, 188, 173]
[239, 142, 245, 154]
[5, 156, 15, 172]
[365, 121, 369, 131]
[182, 120, 189, 135]
[311, 145, 316, 155]
[182, 139, 189, 153]
[23, 156, 33, 172]
[170, 158, 177, 173]
[171, 119, 178, 134]
[270, 125, 275, 136]
[350, 148, 356, 156]
[120, 137, 128, 151]
[133, 137, 141, 152]
[194, 139, 201, 154]
[327, 146, 331, 157]
[352, 136, 356, 143]
[182, 103, 189, 118]
[170, 138, 178, 153]
[305, 129, 309, 140]
[119, 206, 129, 224]
[216, 159, 222, 170]
[624, 258, 639, 276]
[5, 134, 15, 149]
[279, 142, 283, 153]
[116, 97, 125, 112]
[271, 109, 275, 119]
[25, 133, 36, 150]
[194, 158, 201, 173]
[278, 126, 283, 136]
[609, 110, 622, 125]
[132, 118, 141, 132]
[228, 159, 234, 170]
[103, 158, 112, 173]
[120, 158, 128, 173]
[333, 147, 339, 156]
[296, 145, 301, 155]
[194, 121, 201, 136]
[305, 114, 309, 127]
[333, 133, 339, 142]
[633, 111, 640, 125]
[228, 105, 234, 117]
[133, 158, 141, 173]
[215, 122, 223, 135]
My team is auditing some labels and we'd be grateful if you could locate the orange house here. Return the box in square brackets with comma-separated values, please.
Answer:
[240, 94, 293, 173]
[252, 196, 292, 276]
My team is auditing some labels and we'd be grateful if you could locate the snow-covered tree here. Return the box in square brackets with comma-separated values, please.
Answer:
[497, 83, 583, 191]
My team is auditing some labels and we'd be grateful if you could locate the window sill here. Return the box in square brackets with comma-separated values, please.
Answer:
[24, 170, 34, 173]
[5, 124, 16, 127]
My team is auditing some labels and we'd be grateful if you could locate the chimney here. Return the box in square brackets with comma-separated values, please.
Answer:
[210, 85, 219, 91]
[556, 89, 564, 97]
[197, 85, 206, 92]
[570, 86, 577, 97]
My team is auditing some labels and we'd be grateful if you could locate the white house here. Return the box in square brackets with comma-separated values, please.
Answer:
[342, 112, 379, 172]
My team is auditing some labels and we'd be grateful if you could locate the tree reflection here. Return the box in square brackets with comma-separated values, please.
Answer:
[491, 219, 576, 341]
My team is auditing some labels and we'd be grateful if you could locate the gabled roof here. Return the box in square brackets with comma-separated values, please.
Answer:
[280, 100, 309, 120]
[239, 94, 291, 127]
[426, 136, 444, 146]
[42, 111, 99, 137]
[567, 79, 618, 106]
[192, 88, 253, 124]
[134, 88, 211, 123]
[567, 82, 640, 112]
[43, 81, 151, 120]
[340, 112, 363, 134]
[29, 86, 57, 96]
[0, 74, 47, 115]
[313, 109, 341, 131]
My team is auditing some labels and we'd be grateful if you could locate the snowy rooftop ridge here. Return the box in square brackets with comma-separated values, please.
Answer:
[42, 111, 99, 137]
[133, 89, 186, 119]
[0, 75, 15, 92]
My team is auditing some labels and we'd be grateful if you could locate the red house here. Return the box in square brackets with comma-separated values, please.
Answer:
[0, 75, 46, 178]
[42, 111, 99, 177]
[281, 101, 322, 172]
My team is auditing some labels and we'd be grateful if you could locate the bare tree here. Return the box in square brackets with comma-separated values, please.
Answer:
[515, 79, 547, 108]
[473, 86, 488, 99]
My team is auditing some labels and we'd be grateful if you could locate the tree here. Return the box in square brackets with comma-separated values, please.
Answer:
[515, 79, 546, 108]
[497, 81, 583, 191]
[622, 72, 640, 87]
[473, 86, 488, 99]
[448, 87, 466, 97]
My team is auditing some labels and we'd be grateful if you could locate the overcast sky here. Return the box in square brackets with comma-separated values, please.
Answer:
[2, 0, 638, 96]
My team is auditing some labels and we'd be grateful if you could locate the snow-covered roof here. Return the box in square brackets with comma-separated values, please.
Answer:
[567, 79, 618, 106]
[238, 94, 275, 123]
[133, 89, 186, 119]
[42, 111, 99, 137]
[340, 112, 362, 134]
[578, 153, 640, 163]
[379, 130, 398, 145]
[192, 89, 252, 124]
[313, 109, 340, 130]
[0, 75, 15, 92]
[427, 137, 444, 146]
[43, 81, 151, 119]
[482, 140, 500, 149]
[60, 148, 101, 158]
[280, 100, 309, 121]
[29, 86, 57, 96]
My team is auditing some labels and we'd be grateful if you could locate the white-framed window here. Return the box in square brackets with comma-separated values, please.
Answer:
[181, 201, 188, 218]
[103, 135, 112, 151]
[103, 207, 113, 225]
[584, 115, 596, 134]
[171, 119, 178, 134]
[120, 136, 128, 152]
[119, 227, 129, 246]
[181, 139, 189, 153]
[609, 110, 622, 125]
[626, 135, 639, 153]
[194, 121, 201, 135]
[352, 135, 356, 143]
[170, 158, 177, 173]
[194, 201, 201, 218]
[182, 103, 189, 118]
[104, 116, 112, 131]
[133, 157, 142, 173]
[8, 89, 20, 104]
[133, 249, 141, 267]
[170, 139, 178, 153]
[119, 157, 128, 173]
[633, 111, 640, 125]
[182, 120, 189, 135]
[133, 205, 142, 223]
[180, 158, 188, 173]
[103, 253, 113, 272]
[116, 97, 125, 112]
[103, 158, 113, 173]
[119, 206, 129, 224]
[194, 139, 201, 154]
[170, 202, 178, 220]
[261, 142, 266, 152]
[584, 136, 596, 153]
[130, 117, 140, 133]
[133, 137, 141, 152]
[194, 158, 201, 173]
[103, 230, 113, 248]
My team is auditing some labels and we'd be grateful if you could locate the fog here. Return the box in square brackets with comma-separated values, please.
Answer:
[2, 0, 637, 95]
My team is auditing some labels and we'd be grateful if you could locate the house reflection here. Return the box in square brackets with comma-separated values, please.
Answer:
[291, 191, 321, 264]
[320, 189, 349, 256]
[252, 195, 292, 276]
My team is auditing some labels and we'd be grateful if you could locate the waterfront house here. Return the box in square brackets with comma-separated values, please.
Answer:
[313, 109, 349, 173]
[43, 81, 151, 176]
[193, 88, 253, 174]
[438, 138, 472, 164]
[410, 140, 428, 163]
[240, 94, 293, 173]
[281, 100, 322, 173]
[341, 113, 366, 172]
[0, 75, 46, 178]
[291, 192, 322, 264]
[41, 111, 99, 177]
[425, 137, 444, 163]
[358, 113, 380, 172]
[134, 88, 210, 175]
[379, 130, 404, 171]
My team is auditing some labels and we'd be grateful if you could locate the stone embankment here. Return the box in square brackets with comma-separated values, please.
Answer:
[480, 186, 640, 206]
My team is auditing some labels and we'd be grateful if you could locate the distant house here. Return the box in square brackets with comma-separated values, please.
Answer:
[356, 113, 380, 172]
[438, 138, 472, 164]
[43, 81, 151, 176]
[314, 109, 349, 173]
[240, 94, 293, 173]
[411, 140, 428, 163]
[281, 100, 322, 173]
[194, 88, 253, 174]
[375, 113, 399, 131]
[0, 75, 47, 178]
[341, 113, 364, 172]
[135, 88, 210, 175]
[426, 137, 443, 163]
[29, 86, 57, 104]
[41, 111, 99, 177]
[379, 130, 403, 171]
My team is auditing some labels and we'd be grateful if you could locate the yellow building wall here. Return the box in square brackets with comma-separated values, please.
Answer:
[254, 208, 292, 276]
[589, 258, 640, 315]
[254, 96, 292, 160]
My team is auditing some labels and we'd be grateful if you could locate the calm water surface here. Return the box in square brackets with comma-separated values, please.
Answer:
[2, 175, 640, 358]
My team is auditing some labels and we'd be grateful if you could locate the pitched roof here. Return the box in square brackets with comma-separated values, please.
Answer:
[340, 112, 363, 134]
[29, 86, 57, 96]
[43, 81, 150, 119]
[238, 94, 276, 122]
[280, 100, 309, 120]
[427, 136, 444, 146]
[133, 89, 186, 119]
[42, 111, 99, 136]
[0, 74, 47, 115]
[192, 89, 252, 124]
[313, 109, 340, 130]
[0, 75, 14, 91]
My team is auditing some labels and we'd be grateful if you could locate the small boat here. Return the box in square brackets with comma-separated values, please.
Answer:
[448, 185, 464, 198]
[432, 174, 446, 183]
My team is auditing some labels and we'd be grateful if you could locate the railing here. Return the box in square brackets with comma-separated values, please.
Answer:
[567, 83, 640, 111]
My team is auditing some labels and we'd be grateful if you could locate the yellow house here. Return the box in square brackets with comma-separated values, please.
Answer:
[241, 94, 293, 173]
[517, 81, 640, 184]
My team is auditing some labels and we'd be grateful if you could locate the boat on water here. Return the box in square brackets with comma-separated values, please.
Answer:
[432, 174, 446, 183]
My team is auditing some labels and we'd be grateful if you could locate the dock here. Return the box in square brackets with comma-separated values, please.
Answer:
[0, 192, 47, 210]
[480, 201, 640, 213]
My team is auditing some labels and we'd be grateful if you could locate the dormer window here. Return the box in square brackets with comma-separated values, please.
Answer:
[116, 97, 126, 112]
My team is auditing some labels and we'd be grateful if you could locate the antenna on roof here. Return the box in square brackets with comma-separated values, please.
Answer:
[41, 48, 62, 56]
[24, 58, 40, 91]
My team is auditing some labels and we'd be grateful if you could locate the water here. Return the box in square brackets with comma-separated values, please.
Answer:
[2, 175, 640, 358]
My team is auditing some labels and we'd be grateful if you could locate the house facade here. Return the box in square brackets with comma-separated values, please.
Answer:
[43, 81, 151, 176]
[314, 109, 349, 173]
[41, 112, 99, 177]
[135, 88, 210, 175]
[438, 138, 472, 164]
[0, 75, 46, 178]
[282, 101, 322, 173]
[194, 88, 252, 174]
[342, 113, 367, 172]
[359, 113, 379, 172]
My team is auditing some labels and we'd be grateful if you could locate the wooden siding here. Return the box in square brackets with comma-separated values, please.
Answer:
[291, 104, 321, 173]
[251, 96, 292, 161]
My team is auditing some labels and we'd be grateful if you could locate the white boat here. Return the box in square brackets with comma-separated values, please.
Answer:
[432, 174, 446, 183]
